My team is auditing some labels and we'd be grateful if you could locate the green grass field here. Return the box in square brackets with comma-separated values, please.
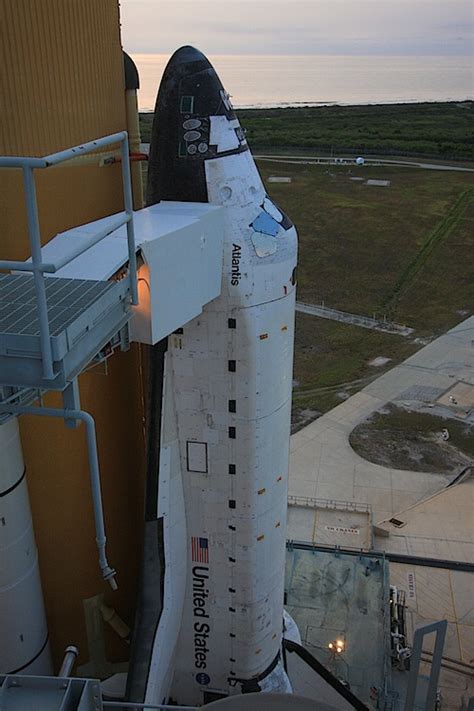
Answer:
[260, 161, 473, 328]
[257, 160, 474, 422]
[138, 106, 474, 424]
[140, 102, 474, 160]
[237, 102, 474, 160]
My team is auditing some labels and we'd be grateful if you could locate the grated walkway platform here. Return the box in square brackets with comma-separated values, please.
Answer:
[0, 273, 131, 390]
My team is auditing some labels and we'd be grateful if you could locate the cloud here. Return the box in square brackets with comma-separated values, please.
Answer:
[120, 0, 474, 56]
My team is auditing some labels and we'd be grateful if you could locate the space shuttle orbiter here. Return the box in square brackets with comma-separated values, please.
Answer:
[127, 46, 298, 706]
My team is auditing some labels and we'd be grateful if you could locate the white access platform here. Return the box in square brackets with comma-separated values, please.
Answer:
[0, 201, 223, 394]
[42, 201, 224, 345]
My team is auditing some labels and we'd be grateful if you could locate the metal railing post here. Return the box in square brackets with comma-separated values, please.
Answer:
[22, 166, 55, 381]
[120, 133, 138, 305]
[1, 132, 138, 383]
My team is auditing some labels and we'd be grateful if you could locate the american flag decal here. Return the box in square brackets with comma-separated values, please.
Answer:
[191, 536, 209, 564]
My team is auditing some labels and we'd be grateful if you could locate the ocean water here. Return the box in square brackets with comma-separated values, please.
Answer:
[131, 53, 473, 111]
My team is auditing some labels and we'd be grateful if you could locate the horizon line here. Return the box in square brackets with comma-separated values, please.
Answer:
[128, 50, 472, 55]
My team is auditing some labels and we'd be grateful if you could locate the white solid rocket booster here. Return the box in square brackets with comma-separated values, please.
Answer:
[0, 418, 52, 675]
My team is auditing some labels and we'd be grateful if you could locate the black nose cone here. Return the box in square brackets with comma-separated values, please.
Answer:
[147, 46, 247, 205]
[166, 45, 211, 69]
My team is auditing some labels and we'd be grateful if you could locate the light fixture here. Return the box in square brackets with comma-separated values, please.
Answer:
[329, 639, 345, 654]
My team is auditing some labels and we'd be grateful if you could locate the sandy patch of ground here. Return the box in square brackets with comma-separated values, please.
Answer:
[349, 404, 473, 474]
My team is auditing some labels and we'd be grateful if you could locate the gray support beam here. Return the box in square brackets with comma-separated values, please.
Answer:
[22, 167, 54, 381]
[404, 620, 447, 711]
[63, 380, 81, 429]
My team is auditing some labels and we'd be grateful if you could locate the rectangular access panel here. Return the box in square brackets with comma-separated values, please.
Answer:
[187, 441, 208, 473]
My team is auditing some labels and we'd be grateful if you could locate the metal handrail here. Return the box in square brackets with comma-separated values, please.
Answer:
[0, 132, 138, 381]
[287, 494, 371, 513]
[0, 212, 131, 274]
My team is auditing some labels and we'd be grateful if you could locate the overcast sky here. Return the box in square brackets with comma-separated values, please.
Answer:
[120, 0, 473, 56]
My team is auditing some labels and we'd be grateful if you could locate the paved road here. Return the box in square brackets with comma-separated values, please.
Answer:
[141, 144, 474, 172]
[256, 154, 474, 173]
[296, 301, 414, 335]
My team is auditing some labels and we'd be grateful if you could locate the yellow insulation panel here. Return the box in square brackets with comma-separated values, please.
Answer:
[0, 1, 146, 669]
[1, 0, 126, 156]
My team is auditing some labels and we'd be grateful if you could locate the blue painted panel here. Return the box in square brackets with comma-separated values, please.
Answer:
[251, 211, 280, 237]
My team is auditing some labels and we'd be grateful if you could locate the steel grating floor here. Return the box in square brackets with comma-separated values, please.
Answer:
[0, 274, 116, 337]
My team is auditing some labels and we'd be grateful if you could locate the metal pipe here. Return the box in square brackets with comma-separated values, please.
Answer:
[120, 133, 139, 305]
[0, 133, 127, 170]
[125, 87, 144, 209]
[0, 156, 47, 168]
[22, 167, 55, 381]
[0, 404, 117, 590]
[103, 703, 197, 710]
[58, 645, 79, 677]
[0, 260, 41, 271]
[43, 132, 127, 166]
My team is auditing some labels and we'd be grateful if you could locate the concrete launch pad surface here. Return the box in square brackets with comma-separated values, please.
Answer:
[437, 381, 474, 417]
[287, 498, 372, 548]
[285, 548, 390, 707]
[390, 563, 474, 709]
[376, 477, 474, 562]
[288, 317, 474, 708]
[288, 316, 474, 528]
[375, 478, 474, 707]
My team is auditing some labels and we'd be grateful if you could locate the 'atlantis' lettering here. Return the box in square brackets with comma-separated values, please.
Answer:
[231, 243, 242, 286]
